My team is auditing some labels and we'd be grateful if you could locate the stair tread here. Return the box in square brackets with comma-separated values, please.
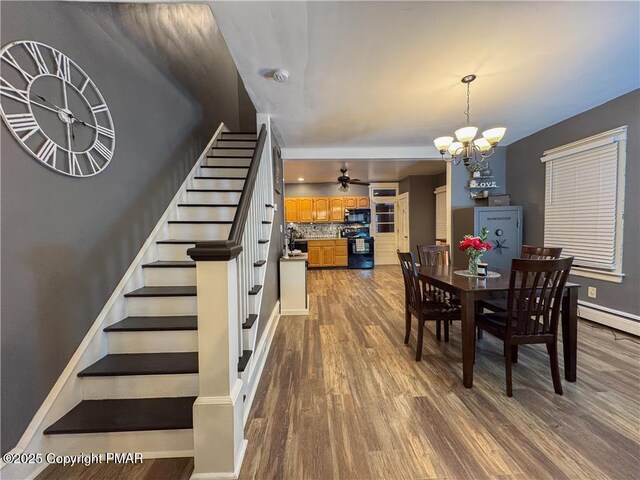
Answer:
[262, 220, 272, 224]
[142, 261, 195, 268]
[206, 155, 253, 159]
[156, 239, 202, 244]
[44, 397, 196, 435]
[105, 316, 197, 332]
[248, 285, 262, 295]
[258, 239, 269, 244]
[177, 203, 238, 207]
[238, 350, 253, 373]
[211, 147, 255, 151]
[124, 286, 196, 297]
[186, 188, 243, 192]
[168, 220, 233, 224]
[254, 260, 266, 267]
[194, 176, 246, 180]
[221, 131, 257, 135]
[78, 352, 198, 377]
[243, 314, 258, 329]
[200, 165, 249, 169]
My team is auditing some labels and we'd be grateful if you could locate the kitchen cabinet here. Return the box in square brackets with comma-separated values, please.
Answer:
[314, 197, 330, 222]
[298, 198, 314, 223]
[344, 197, 358, 209]
[285, 195, 371, 223]
[285, 198, 299, 223]
[307, 239, 348, 268]
[330, 197, 345, 222]
[358, 196, 370, 208]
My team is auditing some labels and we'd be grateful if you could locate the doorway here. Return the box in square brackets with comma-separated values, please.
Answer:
[397, 192, 410, 253]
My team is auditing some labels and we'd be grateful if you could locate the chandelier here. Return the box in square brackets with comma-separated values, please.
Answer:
[433, 74, 506, 166]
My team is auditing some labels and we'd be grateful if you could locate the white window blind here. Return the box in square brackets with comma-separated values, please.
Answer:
[542, 127, 626, 275]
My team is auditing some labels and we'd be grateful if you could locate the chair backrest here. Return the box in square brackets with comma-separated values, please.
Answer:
[397, 251, 422, 314]
[505, 257, 574, 338]
[521, 245, 563, 260]
[416, 244, 450, 267]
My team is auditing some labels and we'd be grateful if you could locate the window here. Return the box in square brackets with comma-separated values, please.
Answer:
[542, 126, 627, 283]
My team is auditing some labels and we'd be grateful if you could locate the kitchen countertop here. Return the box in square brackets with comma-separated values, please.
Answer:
[281, 253, 308, 262]
[294, 238, 346, 241]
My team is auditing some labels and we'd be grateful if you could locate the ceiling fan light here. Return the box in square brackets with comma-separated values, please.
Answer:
[483, 127, 506, 145]
[448, 141, 463, 155]
[434, 136, 454, 153]
[338, 183, 350, 192]
[473, 138, 492, 153]
[455, 126, 478, 144]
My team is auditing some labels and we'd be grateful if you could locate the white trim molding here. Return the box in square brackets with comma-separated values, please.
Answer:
[281, 146, 441, 160]
[578, 300, 640, 337]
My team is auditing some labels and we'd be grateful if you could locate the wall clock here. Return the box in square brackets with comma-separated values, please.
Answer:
[0, 40, 115, 177]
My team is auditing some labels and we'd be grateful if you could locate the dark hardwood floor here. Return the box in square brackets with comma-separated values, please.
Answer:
[38, 266, 640, 479]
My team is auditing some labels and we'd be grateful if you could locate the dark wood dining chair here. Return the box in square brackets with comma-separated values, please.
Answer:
[416, 244, 458, 339]
[398, 251, 461, 361]
[476, 256, 574, 396]
[478, 245, 564, 346]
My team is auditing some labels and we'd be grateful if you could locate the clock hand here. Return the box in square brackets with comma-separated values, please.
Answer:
[28, 97, 60, 115]
[33, 94, 65, 112]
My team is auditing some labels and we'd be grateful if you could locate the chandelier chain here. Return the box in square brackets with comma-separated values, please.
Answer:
[465, 82, 471, 125]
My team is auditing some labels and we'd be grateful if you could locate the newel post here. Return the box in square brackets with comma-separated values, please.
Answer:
[187, 251, 246, 479]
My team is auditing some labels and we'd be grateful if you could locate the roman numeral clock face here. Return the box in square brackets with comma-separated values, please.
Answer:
[0, 41, 115, 177]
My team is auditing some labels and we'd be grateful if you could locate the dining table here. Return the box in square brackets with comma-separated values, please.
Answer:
[418, 265, 580, 388]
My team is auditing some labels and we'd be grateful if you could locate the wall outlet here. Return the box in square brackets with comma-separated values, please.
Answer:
[588, 286, 597, 298]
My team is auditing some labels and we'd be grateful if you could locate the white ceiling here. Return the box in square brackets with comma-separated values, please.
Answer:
[210, 1, 639, 150]
[284, 159, 445, 183]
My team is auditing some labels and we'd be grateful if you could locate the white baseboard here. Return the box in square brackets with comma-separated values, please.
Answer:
[243, 300, 281, 425]
[1, 124, 228, 480]
[190, 439, 247, 480]
[578, 300, 640, 336]
[280, 295, 310, 315]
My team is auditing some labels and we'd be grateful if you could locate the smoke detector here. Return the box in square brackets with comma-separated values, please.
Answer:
[272, 68, 289, 83]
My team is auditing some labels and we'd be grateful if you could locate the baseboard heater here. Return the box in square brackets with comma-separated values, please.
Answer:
[577, 300, 640, 337]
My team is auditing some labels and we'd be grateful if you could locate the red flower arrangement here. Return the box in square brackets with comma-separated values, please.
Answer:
[459, 227, 492, 274]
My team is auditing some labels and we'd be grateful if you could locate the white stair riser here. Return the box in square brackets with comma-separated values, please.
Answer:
[82, 374, 199, 399]
[169, 222, 231, 240]
[185, 190, 241, 203]
[192, 178, 244, 190]
[127, 296, 197, 316]
[204, 157, 251, 167]
[220, 133, 257, 141]
[210, 148, 254, 157]
[44, 429, 193, 457]
[108, 330, 198, 353]
[143, 266, 196, 286]
[198, 167, 248, 178]
[156, 243, 194, 262]
[215, 140, 256, 148]
[177, 206, 236, 222]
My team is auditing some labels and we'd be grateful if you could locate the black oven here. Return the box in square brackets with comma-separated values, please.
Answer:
[344, 208, 371, 224]
[347, 237, 374, 269]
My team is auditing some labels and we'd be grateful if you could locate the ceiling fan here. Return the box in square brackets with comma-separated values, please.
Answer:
[337, 168, 370, 192]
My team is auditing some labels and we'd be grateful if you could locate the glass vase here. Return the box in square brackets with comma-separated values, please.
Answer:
[468, 256, 480, 276]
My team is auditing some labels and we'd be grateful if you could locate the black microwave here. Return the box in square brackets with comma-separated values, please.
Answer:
[345, 208, 371, 224]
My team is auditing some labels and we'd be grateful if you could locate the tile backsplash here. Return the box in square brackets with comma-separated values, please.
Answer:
[287, 223, 344, 239]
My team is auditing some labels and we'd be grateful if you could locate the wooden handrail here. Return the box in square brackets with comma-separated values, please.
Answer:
[187, 124, 267, 261]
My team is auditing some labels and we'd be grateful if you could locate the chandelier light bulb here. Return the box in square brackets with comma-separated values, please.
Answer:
[455, 126, 478, 144]
[434, 136, 454, 153]
[448, 141, 463, 155]
[473, 138, 492, 153]
[482, 127, 507, 146]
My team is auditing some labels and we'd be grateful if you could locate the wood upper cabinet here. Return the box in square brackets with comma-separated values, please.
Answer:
[285, 198, 299, 223]
[330, 197, 345, 222]
[298, 198, 314, 223]
[343, 197, 358, 209]
[314, 197, 330, 222]
[358, 196, 370, 208]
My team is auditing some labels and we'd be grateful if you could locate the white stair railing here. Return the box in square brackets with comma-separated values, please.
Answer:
[187, 121, 273, 479]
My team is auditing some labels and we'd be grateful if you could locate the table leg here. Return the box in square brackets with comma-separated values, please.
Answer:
[561, 287, 578, 382]
[461, 291, 475, 388]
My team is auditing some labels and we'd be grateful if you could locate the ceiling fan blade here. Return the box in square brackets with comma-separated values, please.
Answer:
[350, 181, 370, 186]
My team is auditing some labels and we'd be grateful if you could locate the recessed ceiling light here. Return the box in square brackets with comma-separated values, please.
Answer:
[297, 177, 305, 182]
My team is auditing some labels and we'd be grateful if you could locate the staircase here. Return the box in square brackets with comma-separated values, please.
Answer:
[35, 127, 274, 469]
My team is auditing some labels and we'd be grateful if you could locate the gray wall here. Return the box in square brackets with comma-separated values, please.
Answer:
[1, 2, 255, 454]
[450, 146, 507, 208]
[256, 131, 284, 341]
[399, 175, 439, 249]
[284, 182, 369, 197]
[506, 89, 639, 317]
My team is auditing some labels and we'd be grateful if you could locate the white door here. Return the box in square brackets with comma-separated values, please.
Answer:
[397, 193, 410, 252]
[434, 186, 447, 244]
[370, 183, 399, 265]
